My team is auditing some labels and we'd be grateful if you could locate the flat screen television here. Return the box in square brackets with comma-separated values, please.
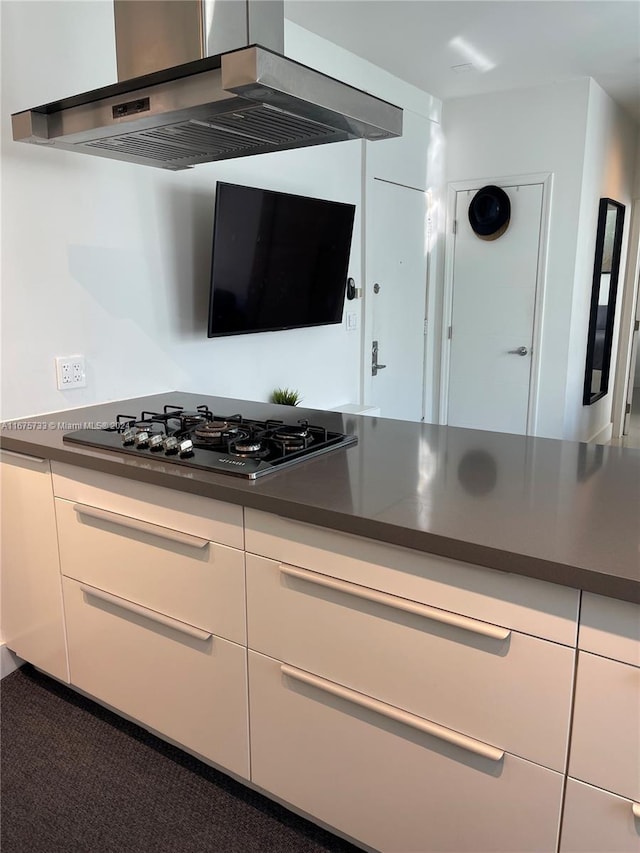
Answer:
[207, 182, 356, 338]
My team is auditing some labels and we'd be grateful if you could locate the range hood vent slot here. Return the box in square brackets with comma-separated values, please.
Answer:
[83, 104, 339, 167]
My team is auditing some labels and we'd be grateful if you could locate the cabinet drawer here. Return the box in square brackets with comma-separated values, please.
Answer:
[579, 593, 640, 667]
[63, 577, 249, 778]
[56, 498, 245, 644]
[560, 778, 640, 852]
[247, 554, 574, 771]
[245, 509, 578, 645]
[52, 461, 243, 549]
[249, 651, 564, 853]
[569, 651, 640, 801]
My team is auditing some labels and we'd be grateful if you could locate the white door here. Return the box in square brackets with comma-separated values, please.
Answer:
[368, 179, 429, 421]
[446, 182, 544, 434]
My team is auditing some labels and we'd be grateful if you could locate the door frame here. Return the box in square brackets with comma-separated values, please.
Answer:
[438, 172, 552, 435]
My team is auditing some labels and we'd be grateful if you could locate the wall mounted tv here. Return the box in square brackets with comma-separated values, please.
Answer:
[207, 182, 356, 338]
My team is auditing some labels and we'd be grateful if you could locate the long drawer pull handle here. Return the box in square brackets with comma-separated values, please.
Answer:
[281, 664, 504, 762]
[1, 448, 47, 464]
[633, 802, 640, 819]
[79, 584, 212, 641]
[279, 564, 510, 641]
[73, 504, 209, 550]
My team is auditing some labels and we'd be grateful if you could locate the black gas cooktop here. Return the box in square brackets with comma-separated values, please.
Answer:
[63, 403, 356, 479]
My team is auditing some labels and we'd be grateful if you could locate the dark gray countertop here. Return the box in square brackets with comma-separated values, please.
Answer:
[2, 392, 639, 603]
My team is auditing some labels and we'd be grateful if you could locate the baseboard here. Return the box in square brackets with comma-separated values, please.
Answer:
[588, 422, 613, 445]
[0, 644, 24, 679]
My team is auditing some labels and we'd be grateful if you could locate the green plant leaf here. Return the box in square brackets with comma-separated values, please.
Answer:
[270, 387, 302, 406]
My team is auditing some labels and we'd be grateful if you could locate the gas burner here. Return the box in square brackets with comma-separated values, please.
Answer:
[135, 421, 165, 433]
[234, 439, 262, 453]
[274, 423, 310, 440]
[230, 438, 270, 460]
[271, 422, 313, 451]
[275, 437, 310, 451]
[193, 420, 233, 441]
[176, 411, 210, 428]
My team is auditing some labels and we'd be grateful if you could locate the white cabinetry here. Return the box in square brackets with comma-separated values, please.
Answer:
[561, 593, 640, 852]
[0, 449, 68, 681]
[244, 509, 579, 646]
[250, 649, 563, 853]
[245, 509, 578, 852]
[7, 455, 636, 852]
[246, 553, 574, 771]
[562, 779, 640, 852]
[51, 463, 249, 778]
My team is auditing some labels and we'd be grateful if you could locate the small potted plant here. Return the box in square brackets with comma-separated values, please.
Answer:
[270, 387, 302, 406]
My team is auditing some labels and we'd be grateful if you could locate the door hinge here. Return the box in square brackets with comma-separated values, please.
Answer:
[635, 319, 640, 332]
[626, 402, 632, 414]
[453, 220, 457, 235]
[424, 319, 428, 335]
[448, 325, 452, 340]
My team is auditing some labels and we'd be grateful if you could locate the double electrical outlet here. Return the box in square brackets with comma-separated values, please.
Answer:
[55, 355, 86, 389]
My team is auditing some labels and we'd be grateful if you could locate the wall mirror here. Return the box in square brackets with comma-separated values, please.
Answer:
[583, 198, 626, 405]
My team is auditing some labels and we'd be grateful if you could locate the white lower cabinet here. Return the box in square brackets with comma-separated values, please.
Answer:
[243, 511, 577, 850]
[52, 464, 249, 778]
[246, 554, 574, 772]
[564, 597, 640, 851]
[63, 577, 249, 778]
[9, 458, 633, 852]
[569, 651, 640, 802]
[560, 778, 640, 852]
[0, 450, 68, 681]
[249, 650, 564, 853]
[55, 496, 246, 645]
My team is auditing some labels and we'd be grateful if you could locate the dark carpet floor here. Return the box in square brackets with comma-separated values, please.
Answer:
[1, 665, 360, 853]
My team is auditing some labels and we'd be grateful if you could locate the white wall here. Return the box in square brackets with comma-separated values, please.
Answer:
[1, 3, 435, 421]
[443, 79, 638, 440]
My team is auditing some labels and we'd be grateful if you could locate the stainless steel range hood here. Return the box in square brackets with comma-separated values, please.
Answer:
[11, 0, 402, 171]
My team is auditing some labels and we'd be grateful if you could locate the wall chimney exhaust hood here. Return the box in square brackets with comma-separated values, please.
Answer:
[11, 0, 403, 171]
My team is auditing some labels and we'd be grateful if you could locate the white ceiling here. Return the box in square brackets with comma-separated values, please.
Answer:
[285, 0, 640, 124]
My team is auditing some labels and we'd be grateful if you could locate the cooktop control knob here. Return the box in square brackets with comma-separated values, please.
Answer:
[178, 438, 194, 457]
[148, 433, 164, 451]
[134, 430, 150, 448]
[163, 436, 178, 454]
[121, 428, 137, 445]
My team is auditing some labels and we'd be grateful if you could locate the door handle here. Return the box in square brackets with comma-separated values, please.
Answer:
[73, 504, 209, 550]
[508, 346, 529, 356]
[279, 564, 511, 640]
[80, 584, 212, 641]
[372, 340, 387, 376]
[281, 664, 504, 761]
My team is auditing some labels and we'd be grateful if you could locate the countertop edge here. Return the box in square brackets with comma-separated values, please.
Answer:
[3, 433, 639, 606]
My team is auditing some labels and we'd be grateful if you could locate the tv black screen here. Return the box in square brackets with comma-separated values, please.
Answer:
[207, 183, 356, 338]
